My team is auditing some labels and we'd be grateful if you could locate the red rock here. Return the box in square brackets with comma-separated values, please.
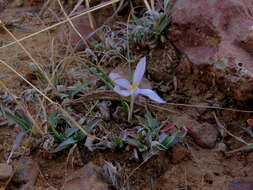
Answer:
[176, 116, 218, 148]
[170, 0, 253, 101]
[61, 162, 109, 190]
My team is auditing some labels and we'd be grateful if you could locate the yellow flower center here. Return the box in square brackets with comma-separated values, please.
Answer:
[128, 82, 138, 91]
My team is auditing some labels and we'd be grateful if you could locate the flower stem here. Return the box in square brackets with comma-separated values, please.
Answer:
[128, 94, 135, 122]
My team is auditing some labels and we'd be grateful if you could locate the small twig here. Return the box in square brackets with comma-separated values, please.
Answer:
[39, 0, 51, 17]
[226, 145, 253, 154]
[38, 167, 57, 190]
[213, 112, 249, 145]
[86, 0, 126, 42]
[85, 0, 95, 30]
[65, 144, 77, 178]
[148, 101, 253, 113]
[69, 0, 84, 16]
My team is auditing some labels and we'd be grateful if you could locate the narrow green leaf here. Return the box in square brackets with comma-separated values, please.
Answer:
[155, 132, 180, 150]
[52, 137, 77, 153]
[48, 114, 64, 141]
[63, 127, 78, 138]
[145, 111, 159, 130]
[2, 108, 31, 131]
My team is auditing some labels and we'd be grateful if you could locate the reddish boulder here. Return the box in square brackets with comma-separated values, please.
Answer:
[169, 0, 253, 100]
[174, 116, 218, 148]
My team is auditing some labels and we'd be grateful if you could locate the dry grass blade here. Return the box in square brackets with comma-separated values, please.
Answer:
[70, 0, 85, 16]
[0, 80, 44, 135]
[143, 0, 151, 10]
[85, 0, 95, 30]
[150, 0, 155, 9]
[65, 144, 77, 178]
[0, 59, 54, 104]
[212, 112, 249, 145]
[0, 59, 101, 140]
[39, 0, 51, 16]
[147, 101, 253, 113]
[0, 0, 120, 50]
[56, 0, 90, 48]
[0, 22, 54, 87]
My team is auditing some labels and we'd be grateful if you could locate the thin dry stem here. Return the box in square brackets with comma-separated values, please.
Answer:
[147, 101, 253, 113]
[0, 80, 44, 135]
[143, 0, 151, 10]
[0, 22, 54, 88]
[70, 0, 84, 16]
[65, 144, 77, 178]
[38, 97, 48, 134]
[85, 0, 96, 30]
[150, 0, 155, 9]
[213, 112, 249, 145]
[56, 0, 90, 48]
[0, 0, 120, 50]
[0, 59, 101, 140]
[0, 59, 55, 104]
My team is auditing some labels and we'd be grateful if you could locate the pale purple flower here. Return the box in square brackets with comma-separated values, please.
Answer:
[109, 57, 166, 103]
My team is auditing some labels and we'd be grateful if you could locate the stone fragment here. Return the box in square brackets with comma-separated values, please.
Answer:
[175, 116, 218, 148]
[61, 162, 109, 190]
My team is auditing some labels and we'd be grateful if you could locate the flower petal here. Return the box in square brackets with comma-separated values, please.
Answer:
[109, 72, 121, 81]
[137, 89, 166, 103]
[133, 57, 146, 84]
[114, 79, 131, 89]
[109, 72, 131, 88]
[114, 86, 132, 97]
